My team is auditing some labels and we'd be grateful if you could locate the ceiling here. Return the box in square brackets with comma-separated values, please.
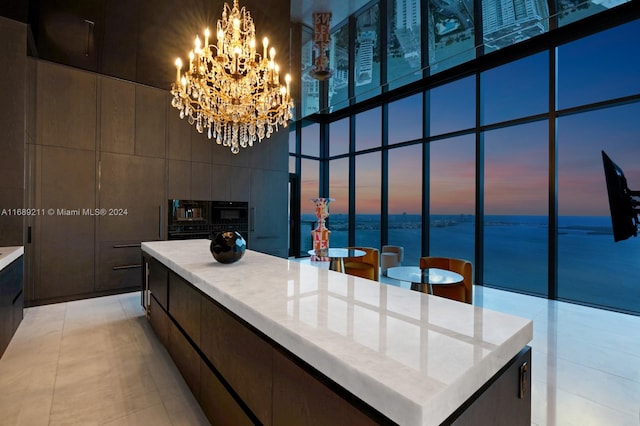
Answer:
[290, 0, 371, 29]
[0, 0, 373, 89]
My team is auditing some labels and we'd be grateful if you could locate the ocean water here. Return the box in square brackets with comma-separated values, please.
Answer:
[301, 214, 640, 314]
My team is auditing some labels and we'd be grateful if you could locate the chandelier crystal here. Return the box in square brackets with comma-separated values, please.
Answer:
[170, 0, 294, 154]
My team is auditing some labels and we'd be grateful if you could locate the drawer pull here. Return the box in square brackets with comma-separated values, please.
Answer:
[113, 264, 142, 271]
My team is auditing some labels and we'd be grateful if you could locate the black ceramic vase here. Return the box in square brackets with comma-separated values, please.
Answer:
[210, 231, 246, 264]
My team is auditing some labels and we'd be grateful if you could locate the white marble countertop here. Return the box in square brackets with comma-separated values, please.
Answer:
[142, 239, 533, 426]
[0, 246, 24, 272]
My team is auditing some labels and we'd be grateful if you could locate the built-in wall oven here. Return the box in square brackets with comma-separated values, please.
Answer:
[167, 200, 249, 242]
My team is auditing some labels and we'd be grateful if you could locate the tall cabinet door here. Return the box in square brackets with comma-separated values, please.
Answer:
[97, 153, 165, 291]
[35, 146, 96, 301]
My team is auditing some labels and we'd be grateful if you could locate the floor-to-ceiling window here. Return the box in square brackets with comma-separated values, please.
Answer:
[555, 18, 640, 313]
[355, 152, 381, 248]
[290, 4, 640, 314]
[429, 135, 476, 265]
[483, 122, 549, 296]
[388, 145, 422, 265]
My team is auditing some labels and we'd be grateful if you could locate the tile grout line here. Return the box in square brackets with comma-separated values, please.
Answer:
[46, 301, 67, 426]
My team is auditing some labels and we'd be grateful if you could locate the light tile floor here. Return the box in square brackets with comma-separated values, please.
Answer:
[1, 286, 639, 425]
[0, 293, 208, 426]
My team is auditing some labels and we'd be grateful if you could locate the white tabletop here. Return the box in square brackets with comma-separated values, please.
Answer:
[142, 239, 532, 426]
[387, 266, 463, 285]
[307, 248, 366, 258]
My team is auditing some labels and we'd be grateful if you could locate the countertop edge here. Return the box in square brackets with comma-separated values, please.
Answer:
[0, 246, 24, 272]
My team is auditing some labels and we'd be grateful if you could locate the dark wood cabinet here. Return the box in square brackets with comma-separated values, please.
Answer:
[95, 241, 141, 292]
[168, 272, 201, 347]
[168, 316, 201, 400]
[200, 296, 273, 424]
[449, 347, 532, 426]
[95, 153, 165, 293]
[35, 145, 96, 302]
[98, 152, 165, 242]
[272, 351, 379, 426]
[147, 256, 168, 310]
[0, 255, 24, 357]
[149, 296, 169, 348]
[200, 361, 254, 426]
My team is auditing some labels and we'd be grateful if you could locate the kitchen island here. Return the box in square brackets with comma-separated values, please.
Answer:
[0, 246, 24, 357]
[141, 239, 532, 425]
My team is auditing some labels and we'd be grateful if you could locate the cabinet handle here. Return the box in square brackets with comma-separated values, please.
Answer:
[519, 361, 528, 399]
[112, 264, 142, 271]
[113, 243, 141, 248]
[250, 207, 255, 232]
[27, 226, 32, 244]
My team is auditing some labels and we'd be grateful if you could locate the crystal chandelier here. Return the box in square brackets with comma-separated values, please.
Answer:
[170, 0, 294, 154]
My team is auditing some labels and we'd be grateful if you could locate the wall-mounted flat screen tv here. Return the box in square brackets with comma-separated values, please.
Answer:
[602, 150, 639, 242]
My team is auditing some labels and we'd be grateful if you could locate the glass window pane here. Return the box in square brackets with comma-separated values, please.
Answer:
[428, 0, 475, 73]
[558, 103, 640, 314]
[301, 29, 319, 117]
[355, 3, 381, 103]
[301, 123, 320, 157]
[355, 152, 381, 248]
[289, 127, 296, 153]
[389, 145, 423, 266]
[329, 24, 350, 111]
[484, 121, 548, 296]
[481, 0, 550, 54]
[289, 155, 295, 174]
[300, 159, 319, 256]
[429, 135, 475, 264]
[356, 108, 381, 151]
[387, 0, 421, 90]
[430, 76, 475, 136]
[557, 0, 630, 26]
[389, 93, 422, 145]
[329, 158, 349, 248]
[330, 117, 350, 157]
[558, 20, 640, 110]
[482, 52, 549, 125]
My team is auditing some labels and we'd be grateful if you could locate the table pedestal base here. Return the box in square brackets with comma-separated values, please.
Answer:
[329, 258, 344, 273]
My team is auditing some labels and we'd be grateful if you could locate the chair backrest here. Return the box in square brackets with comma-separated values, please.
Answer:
[381, 245, 404, 263]
[419, 257, 473, 304]
[344, 247, 379, 281]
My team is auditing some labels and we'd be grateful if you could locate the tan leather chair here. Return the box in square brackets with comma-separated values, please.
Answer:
[344, 247, 379, 281]
[419, 257, 473, 304]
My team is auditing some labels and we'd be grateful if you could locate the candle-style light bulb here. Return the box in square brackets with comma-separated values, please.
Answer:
[204, 28, 210, 50]
[269, 47, 275, 61]
[175, 58, 182, 84]
[194, 36, 201, 53]
[285, 73, 291, 96]
[217, 29, 224, 54]
[249, 38, 256, 60]
[189, 50, 195, 71]
[262, 37, 268, 60]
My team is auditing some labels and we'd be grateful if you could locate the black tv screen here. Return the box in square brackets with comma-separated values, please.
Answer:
[602, 150, 638, 242]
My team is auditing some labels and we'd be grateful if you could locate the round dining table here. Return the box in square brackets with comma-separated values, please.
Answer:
[307, 248, 366, 273]
[386, 266, 463, 294]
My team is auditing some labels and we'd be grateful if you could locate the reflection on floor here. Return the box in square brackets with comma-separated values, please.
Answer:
[1, 286, 639, 425]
